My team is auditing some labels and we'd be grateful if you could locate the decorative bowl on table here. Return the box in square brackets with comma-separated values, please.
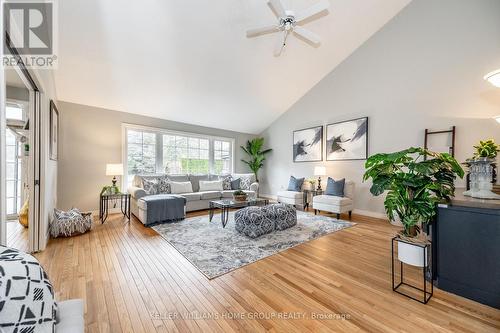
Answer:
[233, 190, 248, 202]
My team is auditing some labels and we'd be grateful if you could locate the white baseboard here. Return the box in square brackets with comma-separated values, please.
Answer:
[260, 193, 277, 200]
[261, 193, 387, 220]
[352, 209, 388, 220]
[90, 207, 122, 216]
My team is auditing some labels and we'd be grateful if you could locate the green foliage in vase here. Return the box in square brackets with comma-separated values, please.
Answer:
[233, 189, 246, 196]
[473, 139, 500, 159]
[100, 185, 121, 196]
[363, 147, 464, 237]
[241, 138, 272, 182]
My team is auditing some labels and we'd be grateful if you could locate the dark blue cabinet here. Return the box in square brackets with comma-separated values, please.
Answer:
[434, 204, 500, 309]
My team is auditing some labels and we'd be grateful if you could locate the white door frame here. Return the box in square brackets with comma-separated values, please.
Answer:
[0, 0, 6, 245]
[2, 36, 43, 252]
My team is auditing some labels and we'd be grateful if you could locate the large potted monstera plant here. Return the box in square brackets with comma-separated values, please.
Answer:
[363, 147, 464, 266]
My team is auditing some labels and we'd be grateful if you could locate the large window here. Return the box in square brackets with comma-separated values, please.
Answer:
[124, 125, 234, 186]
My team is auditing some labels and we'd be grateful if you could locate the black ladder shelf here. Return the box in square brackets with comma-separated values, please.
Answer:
[424, 126, 456, 159]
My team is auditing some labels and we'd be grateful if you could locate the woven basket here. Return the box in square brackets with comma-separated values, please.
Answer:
[233, 194, 248, 202]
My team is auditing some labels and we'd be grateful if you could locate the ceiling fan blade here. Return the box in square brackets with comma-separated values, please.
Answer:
[295, 0, 329, 22]
[246, 25, 280, 37]
[274, 31, 287, 56]
[269, 0, 287, 18]
[293, 26, 321, 45]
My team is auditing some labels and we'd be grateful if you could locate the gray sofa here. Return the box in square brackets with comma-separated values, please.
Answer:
[128, 173, 259, 225]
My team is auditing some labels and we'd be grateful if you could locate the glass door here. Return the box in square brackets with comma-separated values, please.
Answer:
[5, 102, 26, 220]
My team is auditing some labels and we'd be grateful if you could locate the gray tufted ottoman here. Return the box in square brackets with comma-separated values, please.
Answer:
[235, 206, 274, 238]
[263, 203, 297, 231]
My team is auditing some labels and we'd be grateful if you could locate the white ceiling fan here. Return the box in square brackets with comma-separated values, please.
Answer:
[246, 0, 330, 56]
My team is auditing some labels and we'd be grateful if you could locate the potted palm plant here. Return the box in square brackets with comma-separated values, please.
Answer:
[363, 147, 464, 266]
[240, 138, 272, 183]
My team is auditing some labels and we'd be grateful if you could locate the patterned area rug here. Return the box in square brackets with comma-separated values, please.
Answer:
[152, 211, 355, 279]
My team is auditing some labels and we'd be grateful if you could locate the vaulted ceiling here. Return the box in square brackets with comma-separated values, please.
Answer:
[55, 0, 411, 134]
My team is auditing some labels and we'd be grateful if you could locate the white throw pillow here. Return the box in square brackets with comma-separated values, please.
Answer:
[199, 180, 223, 192]
[170, 181, 193, 194]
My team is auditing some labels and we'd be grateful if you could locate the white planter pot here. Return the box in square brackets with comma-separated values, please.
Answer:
[397, 240, 428, 267]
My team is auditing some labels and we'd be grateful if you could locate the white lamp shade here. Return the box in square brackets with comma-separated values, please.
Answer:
[106, 163, 123, 176]
[495, 116, 500, 124]
[314, 166, 326, 176]
[484, 69, 500, 88]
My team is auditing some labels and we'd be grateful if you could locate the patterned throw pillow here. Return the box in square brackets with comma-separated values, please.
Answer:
[157, 176, 171, 194]
[0, 246, 57, 332]
[239, 176, 253, 190]
[221, 175, 232, 190]
[142, 179, 158, 195]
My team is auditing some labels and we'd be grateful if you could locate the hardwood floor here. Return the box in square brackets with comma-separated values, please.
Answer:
[33, 210, 499, 333]
[6, 220, 29, 252]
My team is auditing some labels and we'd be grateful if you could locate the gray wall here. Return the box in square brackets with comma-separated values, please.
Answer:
[57, 101, 256, 211]
[260, 0, 500, 217]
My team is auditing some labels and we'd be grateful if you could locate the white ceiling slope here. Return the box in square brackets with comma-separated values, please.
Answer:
[56, 0, 411, 134]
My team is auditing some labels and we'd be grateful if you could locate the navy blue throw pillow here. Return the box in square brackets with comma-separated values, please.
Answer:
[325, 178, 345, 197]
[231, 178, 241, 190]
[287, 176, 304, 192]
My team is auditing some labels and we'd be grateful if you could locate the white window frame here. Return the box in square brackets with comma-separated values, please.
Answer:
[121, 123, 235, 190]
[5, 99, 28, 220]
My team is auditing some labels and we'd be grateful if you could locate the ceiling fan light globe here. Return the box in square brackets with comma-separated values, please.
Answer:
[484, 69, 500, 88]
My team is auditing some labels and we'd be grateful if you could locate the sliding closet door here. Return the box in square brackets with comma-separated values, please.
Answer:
[28, 91, 41, 252]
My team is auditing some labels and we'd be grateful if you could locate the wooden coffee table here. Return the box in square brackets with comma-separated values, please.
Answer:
[209, 198, 269, 228]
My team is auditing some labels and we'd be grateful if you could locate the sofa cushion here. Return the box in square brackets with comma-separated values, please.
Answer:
[133, 174, 164, 187]
[325, 178, 345, 197]
[233, 173, 255, 190]
[313, 195, 352, 206]
[167, 174, 189, 182]
[199, 180, 223, 192]
[142, 178, 159, 195]
[233, 173, 256, 183]
[221, 190, 255, 198]
[221, 190, 236, 198]
[189, 174, 210, 192]
[181, 192, 201, 202]
[57, 299, 84, 332]
[219, 175, 233, 190]
[287, 176, 304, 192]
[0, 246, 57, 333]
[198, 191, 222, 200]
[231, 178, 241, 190]
[170, 181, 193, 194]
[157, 176, 171, 194]
[277, 190, 304, 200]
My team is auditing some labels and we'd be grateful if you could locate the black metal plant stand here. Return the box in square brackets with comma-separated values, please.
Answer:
[391, 237, 433, 304]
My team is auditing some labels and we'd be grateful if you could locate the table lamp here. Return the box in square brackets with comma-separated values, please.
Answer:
[314, 166, 326, 191]
[106, 163, 123, 187]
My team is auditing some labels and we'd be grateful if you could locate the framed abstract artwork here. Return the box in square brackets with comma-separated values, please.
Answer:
[326, 117, 368, 161]
[293, 126, 323, 162]
[49, 100, 59, 161]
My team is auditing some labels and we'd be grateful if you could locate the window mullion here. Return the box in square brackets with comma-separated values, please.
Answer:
[156, 133, 163, 173]
[209, 139, 215, 175]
